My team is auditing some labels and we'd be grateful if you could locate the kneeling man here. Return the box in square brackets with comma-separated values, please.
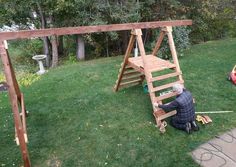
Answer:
[154, 84, 199, 134]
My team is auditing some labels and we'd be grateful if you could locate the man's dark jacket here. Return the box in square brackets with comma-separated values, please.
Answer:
[159, 90, 195, 123]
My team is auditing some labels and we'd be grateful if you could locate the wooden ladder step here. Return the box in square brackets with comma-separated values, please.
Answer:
[125, 65, 133, 69]
[148, 64, 176, 73]
[149, 71, 182, 82]
[153, 109, 177, 121]
[150, 80, 184, 93]
[119, 67, 132, 73]
[121, 74, 144, 83]
[120, 78, 142, 87]
[155, 91, 178, 102]
[123, 70, 140, 76]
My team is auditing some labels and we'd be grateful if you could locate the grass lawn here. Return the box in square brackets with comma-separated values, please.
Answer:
[1, 38, 236, 166]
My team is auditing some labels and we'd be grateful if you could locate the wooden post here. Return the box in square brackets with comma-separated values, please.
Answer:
[152, 30, 166, 56]
[2, 43, 22, 102]
[166, 26, 183, 82]
[0, 41, 31, 167]
[135, 29, 156, 111]
[12, 95, 31, 167]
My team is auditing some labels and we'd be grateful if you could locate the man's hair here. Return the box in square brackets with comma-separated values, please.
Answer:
[172, 83, 184, 94]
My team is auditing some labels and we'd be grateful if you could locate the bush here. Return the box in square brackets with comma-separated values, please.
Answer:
[17, 72, 40, 87]
[9, 39, 43, 65]
[0, 72, 40, 87]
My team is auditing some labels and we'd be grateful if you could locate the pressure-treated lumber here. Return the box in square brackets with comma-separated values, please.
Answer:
[150, 72, 182, 82]
[155, 91, 178, 101]
[0, 41, 31, 167]
[135, 29, 157, 111]
[152, 30, 166, 56]
[0, 20, 192, 41]
[128, 55, 176, 73]
[154, 109, 177, 122]
[114, 31, 136, 91]
[114, 26, 186, 129]
[166, 26, 183, 82]
[150, 80, 184, 92]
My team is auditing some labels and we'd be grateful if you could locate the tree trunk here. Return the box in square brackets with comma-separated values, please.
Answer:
[76, 35, 85, 60]
[37, 2, 51, 67]
[106, 33, 109, 57]
[43, 38, 50, 67]
[58, 36, 64, 56]
[121, 31, 129, 53]
[51, 35, 58, 68]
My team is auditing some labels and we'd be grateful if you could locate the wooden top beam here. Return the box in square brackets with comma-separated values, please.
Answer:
[0, 20, 192, 40]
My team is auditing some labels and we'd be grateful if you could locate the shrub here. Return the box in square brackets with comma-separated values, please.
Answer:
[9, 39, 43, 65]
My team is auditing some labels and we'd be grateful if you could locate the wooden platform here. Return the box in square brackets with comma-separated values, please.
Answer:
[128, 55, 176, 73]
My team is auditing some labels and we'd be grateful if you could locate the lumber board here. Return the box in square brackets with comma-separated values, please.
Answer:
[127, 62, 144, 73]
[0, 41, 31, 166]
[155, 91, 178, 102]
[119, 80, 142, 89]
[121, 75, 143, 83]
[166, 27, 183, 81]
[0, 20, 192, 40]
[150, 80, 184, 92]
[154, 109, 177, 121]
[114, 34, 135, 92]
[120, 78, 142, 86]
[152, 30, 165, 56]
[150, 72, 182, 82]
[123, 71, 142, 77]
[122, 73, 144, 79]
[128, 55, 176, 73]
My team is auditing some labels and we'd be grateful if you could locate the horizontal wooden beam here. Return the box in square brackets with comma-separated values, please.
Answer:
[0, 20, 192, 40]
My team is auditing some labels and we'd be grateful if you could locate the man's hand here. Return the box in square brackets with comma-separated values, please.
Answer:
[153, 102, 159, 109]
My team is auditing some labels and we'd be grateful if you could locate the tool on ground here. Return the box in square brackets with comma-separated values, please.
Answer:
[159, 121, 167, 134]
[196, 115, 212, 124]
[196, 111, 233, 114]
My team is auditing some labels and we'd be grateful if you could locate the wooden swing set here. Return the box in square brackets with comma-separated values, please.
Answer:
[114, 26, 185, 127]
[0, 20, 192, 167]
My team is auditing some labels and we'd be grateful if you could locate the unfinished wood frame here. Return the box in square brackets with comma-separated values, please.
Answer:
[0, 20, 192, 166]
[0, 20, 192, 40]
[114, 26, 188, 128]
[0, 41, 31, 167]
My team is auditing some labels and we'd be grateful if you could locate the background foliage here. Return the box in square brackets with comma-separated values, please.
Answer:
[1, 0, 235, 62]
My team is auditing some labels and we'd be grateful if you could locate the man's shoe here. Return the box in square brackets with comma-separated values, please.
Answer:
[191, 121, 199, 131]
[185, 122, 192, 134]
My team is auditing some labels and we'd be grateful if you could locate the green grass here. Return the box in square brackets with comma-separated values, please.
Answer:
[1, 38, 236, 166]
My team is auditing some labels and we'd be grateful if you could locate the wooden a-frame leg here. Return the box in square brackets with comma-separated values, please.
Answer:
[135, 29, 157, 111]
[0, 41, 31, 167]
[166, 27, 183, 82]
[152, 30, 166, 56]
[13, 95, 31, 167]
[114, 31, 136, 92]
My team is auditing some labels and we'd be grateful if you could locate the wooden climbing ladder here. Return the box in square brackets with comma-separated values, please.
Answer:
[114, 26, 185, 127]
